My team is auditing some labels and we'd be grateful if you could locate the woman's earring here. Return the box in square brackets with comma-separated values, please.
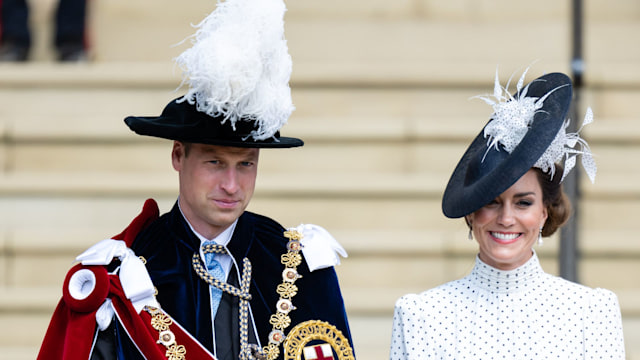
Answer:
[468, 228, 473, 241]
[538, 227, 544, 246]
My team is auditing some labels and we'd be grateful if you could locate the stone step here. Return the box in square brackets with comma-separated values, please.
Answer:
[85, 3, 640, 69]
[85, 0, 640, 25]
[87, 0, 595, 25]
[1, 65, 638, 144]
[2, 69, 639, 182]
[1, 58, 639, 91]
[21, 0, 640, 87]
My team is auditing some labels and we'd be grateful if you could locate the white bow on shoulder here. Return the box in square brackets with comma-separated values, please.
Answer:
[75, 239, 159, 329]
[294, 224, 348, 272]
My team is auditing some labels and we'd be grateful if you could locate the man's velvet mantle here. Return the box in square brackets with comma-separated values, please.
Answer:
[118, 202, 353, 358]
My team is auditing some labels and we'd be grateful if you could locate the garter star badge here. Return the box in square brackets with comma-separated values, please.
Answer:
[283, 320, 354, 360]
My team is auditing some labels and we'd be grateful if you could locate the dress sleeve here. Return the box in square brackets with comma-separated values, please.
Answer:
[583, 288, 625, 359]
[389, 295, 421, 360]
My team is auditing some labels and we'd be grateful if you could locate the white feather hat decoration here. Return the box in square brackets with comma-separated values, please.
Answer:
[175, 0, 294, 141]
[476, 68, 597, 183]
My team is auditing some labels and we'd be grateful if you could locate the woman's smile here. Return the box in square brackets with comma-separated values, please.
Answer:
[489, 231, 522, 244]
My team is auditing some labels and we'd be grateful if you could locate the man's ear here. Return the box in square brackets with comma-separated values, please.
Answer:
[171, 141, 184, 171]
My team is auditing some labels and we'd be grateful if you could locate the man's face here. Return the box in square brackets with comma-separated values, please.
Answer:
[172, 141, 259, 239]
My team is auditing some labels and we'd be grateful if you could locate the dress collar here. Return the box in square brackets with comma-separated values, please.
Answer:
[470, 251, 544, 293]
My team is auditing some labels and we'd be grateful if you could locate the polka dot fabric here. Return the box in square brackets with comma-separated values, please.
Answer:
[390, 252, 625, 359]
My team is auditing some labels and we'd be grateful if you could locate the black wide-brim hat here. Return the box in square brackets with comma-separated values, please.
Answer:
[124, 98, 304, 148]
[441, 72, 572, 218]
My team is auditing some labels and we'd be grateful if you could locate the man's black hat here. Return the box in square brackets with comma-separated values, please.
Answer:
[124, 98, 303, 148]
[124, 0, 302, 149]
[441, 72, 573, 218]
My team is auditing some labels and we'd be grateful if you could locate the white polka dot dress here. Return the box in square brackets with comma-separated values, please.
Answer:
[390, 252, 625, 359]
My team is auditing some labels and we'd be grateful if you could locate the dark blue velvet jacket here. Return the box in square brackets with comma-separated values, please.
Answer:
[102, 203, 353, 359]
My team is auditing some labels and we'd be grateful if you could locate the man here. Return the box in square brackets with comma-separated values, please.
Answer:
[37, 0, 354, 359]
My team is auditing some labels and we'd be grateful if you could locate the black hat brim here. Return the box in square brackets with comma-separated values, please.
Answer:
[124, 98, 303, 148]
[441, 72, 572, 218]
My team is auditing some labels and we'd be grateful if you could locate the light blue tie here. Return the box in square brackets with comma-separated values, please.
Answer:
[202, 241, 226, 319]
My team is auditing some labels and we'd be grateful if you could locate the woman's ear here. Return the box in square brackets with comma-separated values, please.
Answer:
[541, 205, 548, 227]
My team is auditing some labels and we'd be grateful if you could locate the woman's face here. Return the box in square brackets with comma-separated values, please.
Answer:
[466, 169, 548, 270]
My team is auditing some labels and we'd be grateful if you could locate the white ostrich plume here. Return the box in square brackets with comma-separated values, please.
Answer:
[475, 68, 597, 183]
[175, 0, 294, 141]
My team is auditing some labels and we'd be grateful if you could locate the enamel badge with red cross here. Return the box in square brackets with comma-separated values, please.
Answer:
[304, 344, 334, 360]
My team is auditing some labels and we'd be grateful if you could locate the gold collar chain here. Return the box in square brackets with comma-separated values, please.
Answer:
[261, 229, 304, 360]
[192, 244, 252, 300]
[144, 306, 187, 360]
[192, 245, 261, 360]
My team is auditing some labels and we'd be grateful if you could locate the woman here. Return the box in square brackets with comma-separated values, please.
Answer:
[390, 70, 625, 359]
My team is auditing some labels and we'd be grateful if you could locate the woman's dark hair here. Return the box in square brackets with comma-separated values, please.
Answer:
[534, 166, 572, 237]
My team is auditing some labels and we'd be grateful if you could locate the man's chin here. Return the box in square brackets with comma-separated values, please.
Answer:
[210, 210, 243, 227]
